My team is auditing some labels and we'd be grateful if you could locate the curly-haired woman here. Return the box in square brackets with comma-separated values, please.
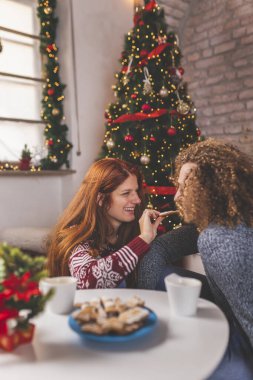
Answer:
[47, 158, 162, 289]
[138, 139, 253, 378]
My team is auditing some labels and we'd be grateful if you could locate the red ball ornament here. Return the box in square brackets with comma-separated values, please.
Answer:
[141, 104, 151, 113]
[47, 138, 53, 146]
[197, 129, 201, 136]
[47, 88, 54, 96]
[124, 134, 134, 142]
[107, 118, 113, 125]
[167, 127, 177, 136]
[178, 67, 184, 76]
[139, 20, 144, 26]
[150, 136, 156, 142]
[47, 44, 54, 51]
[104, 111, 109, 119]
[131, 93, 138, 99]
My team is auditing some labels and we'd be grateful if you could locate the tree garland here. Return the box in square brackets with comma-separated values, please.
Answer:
[37, 0, 72, 169]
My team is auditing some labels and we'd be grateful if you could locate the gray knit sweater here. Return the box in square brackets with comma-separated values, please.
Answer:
[137, 223, 253, 348]
[198, 224, 253, 348]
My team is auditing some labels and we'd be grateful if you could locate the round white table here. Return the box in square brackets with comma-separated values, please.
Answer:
[0, 289, 229, 380]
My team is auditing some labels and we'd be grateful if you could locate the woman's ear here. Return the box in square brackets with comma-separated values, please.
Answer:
[97, 192, 104, 206]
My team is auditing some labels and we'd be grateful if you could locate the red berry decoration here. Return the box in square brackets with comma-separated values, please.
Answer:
[142, 104, 151, 113]
[47, 138, 53, 146]
[197, 129, 201, 136]
[139, 20, 144, 26]
[150, 136, 156, 142]
[131, 93, 138, 99]
[167, 127, 177, 136]
[47, 88, 54, 96]
[124, 134, 134, 142]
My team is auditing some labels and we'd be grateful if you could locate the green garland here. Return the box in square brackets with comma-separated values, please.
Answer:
[37, 0, 72, 169]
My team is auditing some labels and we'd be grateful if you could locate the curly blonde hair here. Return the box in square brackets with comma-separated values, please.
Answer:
[174, 139, 253, 231]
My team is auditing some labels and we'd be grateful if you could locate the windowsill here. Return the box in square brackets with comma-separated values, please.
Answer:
[0, 169, 76, 177]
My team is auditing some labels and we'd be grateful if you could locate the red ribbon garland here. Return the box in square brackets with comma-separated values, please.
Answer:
[121, 43, 172, 73]
[145, 186, 176, 195]
[112, 109, 168, 124]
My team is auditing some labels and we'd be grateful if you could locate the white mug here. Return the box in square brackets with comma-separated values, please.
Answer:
[164, 273, 202, 317]
[40, 276, 77, 314]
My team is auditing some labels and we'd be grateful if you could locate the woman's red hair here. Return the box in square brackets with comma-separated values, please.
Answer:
[47, 158, 145, 276]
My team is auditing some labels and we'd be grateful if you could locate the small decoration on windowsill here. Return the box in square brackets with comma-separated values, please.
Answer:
[19, 144, 32, 171]
[0, 243, 53, 352]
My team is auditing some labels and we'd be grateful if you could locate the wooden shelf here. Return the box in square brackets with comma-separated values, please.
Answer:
[0, 169, 76, 177]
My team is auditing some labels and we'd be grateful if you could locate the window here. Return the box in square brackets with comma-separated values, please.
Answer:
[0, 0, 45, 163]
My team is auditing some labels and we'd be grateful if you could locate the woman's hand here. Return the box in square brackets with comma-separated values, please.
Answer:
[139, 209, 163, 244]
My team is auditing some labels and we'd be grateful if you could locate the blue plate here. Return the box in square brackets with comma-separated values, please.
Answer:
[68, 308, 157, 343]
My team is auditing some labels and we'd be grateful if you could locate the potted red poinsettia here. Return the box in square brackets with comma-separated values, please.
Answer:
[19, 144, 32, 170]
[0, 244, 53, 351]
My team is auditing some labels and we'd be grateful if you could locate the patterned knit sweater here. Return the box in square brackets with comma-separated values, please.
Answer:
[68, 236, 150, 289]
[198, 224, 253, 348]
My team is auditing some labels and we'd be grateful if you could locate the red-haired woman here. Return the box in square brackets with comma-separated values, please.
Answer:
[47, 158, 162, 289]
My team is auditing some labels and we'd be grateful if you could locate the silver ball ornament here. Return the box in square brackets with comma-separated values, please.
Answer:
[106, 139, 115, 150]
[140, 155, 150, 165]
[159, 87, 168, 98]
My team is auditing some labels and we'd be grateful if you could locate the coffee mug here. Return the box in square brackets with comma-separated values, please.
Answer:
[40, 276, 77, 314]
[164, 273, 202, 317]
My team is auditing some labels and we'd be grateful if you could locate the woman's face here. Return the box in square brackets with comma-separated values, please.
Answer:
[106, 174, 141, 231]
[174, 162, 197, 223]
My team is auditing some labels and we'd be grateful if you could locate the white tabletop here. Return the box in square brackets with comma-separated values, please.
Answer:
[1, 289, 229, 380]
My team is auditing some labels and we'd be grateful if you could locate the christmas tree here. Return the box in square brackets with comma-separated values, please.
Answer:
[37, 0, 72, 170]
[99, 0, 201, 232]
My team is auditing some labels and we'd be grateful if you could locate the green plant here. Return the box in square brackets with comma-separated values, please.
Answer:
[20, 144, 32, 160]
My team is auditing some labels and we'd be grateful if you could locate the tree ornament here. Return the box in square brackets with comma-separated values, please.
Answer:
[143, 67, 153, 95]
[177, 100, 190, 115]
[197, 129, 201, 136]
[47, 138, 54, 146]
[104, 111, 110, 119]
[47, 88, 55, 96]
[159, 87, 168, 98]
[122, 56, 133, 86]
[140, 155, 150, 165]
[106, 139, 115, 150]
[157, 35, 167, 45]
[52, 108, 60, 116]
[177, 67, 185, 76]
[149, 136, 156, 142]
[124, 134, 134, 142]
[47, 44, 54, 52]
[107, 118, 113, 125]
[44, 6, 53, 15]
[122, 76, 129, 86]
[167, 127, 177, 136]
[142, 104, 151, 113]
[131, 93, 138, 99]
